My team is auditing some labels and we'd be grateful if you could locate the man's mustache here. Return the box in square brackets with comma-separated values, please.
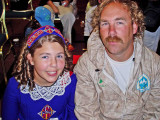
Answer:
[105, 36, 123, 43]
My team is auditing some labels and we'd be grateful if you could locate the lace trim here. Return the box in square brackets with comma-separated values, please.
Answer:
[20, 71, 71, 101]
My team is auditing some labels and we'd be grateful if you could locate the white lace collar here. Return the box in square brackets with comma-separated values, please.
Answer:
[20, 71, 71, 101]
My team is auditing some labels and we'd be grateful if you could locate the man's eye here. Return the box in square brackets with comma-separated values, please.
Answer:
[100, 22, 108, 26]
[117, 21, 124, 24]
[42, 56, 48, 59]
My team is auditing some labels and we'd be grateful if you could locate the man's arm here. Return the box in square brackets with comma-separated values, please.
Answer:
[73, 53, 101, 120]
[143, 55, 160, 119]
[47, 0, 59, 13]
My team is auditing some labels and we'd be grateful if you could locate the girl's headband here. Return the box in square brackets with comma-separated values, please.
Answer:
[27, 25, 65, 48]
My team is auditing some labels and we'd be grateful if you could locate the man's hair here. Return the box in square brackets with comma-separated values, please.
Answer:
[91, 0, 145, 39]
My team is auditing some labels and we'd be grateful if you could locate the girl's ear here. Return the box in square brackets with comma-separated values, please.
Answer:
[27, 53, 34, 65]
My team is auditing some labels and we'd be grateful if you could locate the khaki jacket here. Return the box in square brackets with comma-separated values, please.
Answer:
[74, 30, 160, 120]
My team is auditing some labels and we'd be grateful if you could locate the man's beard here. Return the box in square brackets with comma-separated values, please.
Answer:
[105, 36, 123, 43]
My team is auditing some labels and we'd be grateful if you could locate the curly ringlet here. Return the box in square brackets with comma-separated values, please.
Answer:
[12, 34, 72, 90]
[91, 0, 145, 40]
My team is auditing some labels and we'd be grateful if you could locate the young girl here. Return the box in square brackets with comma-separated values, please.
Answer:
[2, 25, 77, 120]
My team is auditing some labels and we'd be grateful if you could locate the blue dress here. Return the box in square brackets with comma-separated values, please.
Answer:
[2, 71, 77, 120]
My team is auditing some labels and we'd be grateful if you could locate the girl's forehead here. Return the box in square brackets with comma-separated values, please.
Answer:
[41, 41, 62, 47]
[35, 42, 64, 53]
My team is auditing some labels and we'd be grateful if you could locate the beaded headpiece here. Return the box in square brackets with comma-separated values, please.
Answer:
[27, 25, 65, 48]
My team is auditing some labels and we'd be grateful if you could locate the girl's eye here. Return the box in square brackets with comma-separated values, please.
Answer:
[57, 54, 64, 59]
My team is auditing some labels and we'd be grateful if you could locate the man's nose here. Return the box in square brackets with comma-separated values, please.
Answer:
[109, 24, 116, 37]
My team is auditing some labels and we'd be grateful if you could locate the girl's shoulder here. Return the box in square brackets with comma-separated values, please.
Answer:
[3, 77, 20, 99]
[7, 77, 19, 87]
[69, 72, 77, 87]
[70, 72, 77, 81]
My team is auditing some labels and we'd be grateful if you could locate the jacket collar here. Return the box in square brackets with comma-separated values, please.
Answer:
[87, 29, 105, 70]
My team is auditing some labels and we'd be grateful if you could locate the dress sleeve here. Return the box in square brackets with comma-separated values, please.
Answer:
[59, 74, 78, 120]
[66, 74, 77, 120]
[73, 53, 101, 120]
[2, 77, 20, 120]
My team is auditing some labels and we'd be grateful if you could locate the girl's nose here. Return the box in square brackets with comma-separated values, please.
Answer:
[50, 58, 57, 67]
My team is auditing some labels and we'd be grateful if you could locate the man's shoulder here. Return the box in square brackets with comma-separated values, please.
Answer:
[144, 46, 160, 59]
[74, 52, 90, 70]
[142, 46, 160, 66]
[77, 52, 90, 62]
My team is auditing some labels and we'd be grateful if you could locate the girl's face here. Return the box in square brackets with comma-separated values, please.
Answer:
[27, 41, 65, 86]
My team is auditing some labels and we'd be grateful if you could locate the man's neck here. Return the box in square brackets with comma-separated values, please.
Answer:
[106, 45, 134, 62]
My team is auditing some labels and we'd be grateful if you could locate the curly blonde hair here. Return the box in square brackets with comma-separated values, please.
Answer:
[91, 0, 145, 39]
[12, 34, 72, 90]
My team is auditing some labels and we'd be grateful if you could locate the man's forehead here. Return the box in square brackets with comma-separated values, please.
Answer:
[101, 2, 130, 16]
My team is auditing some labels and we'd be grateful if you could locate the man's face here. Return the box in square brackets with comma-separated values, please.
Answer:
[100, 2, 138, 61]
